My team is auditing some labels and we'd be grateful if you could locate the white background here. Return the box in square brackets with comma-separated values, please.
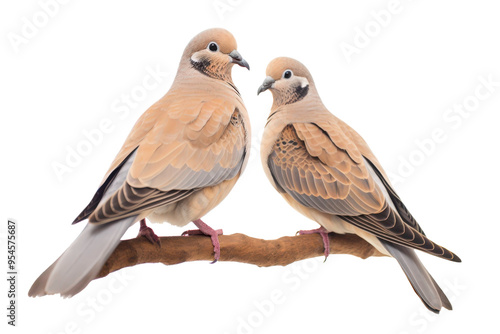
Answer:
[1, 0, 499, 333]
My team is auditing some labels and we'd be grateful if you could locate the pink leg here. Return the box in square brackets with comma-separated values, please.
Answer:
[297, 226, 330, 260]
[182, 219, 223, 263]
[137, 219, 161, 246]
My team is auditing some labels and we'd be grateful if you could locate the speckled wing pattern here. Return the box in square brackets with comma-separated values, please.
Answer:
[268, 122, 459, 262]
[75, 94, 247, 225]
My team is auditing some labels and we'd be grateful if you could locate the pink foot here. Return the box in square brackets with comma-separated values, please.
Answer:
[182, 219, 222, 263]
[137, 219, 161, 246]
[297, 226, 330, 260]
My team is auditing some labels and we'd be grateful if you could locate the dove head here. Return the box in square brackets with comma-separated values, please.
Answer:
[257, 57, 316, 108]
[182, 28, 249, 83]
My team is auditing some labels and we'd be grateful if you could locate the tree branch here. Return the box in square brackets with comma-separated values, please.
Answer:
[96, 233, 385, 280]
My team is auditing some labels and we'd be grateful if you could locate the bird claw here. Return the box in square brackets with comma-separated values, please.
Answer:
[182, 219, 223, 263]
[297, 227, 330, 261]
[137, 219, 161, 247]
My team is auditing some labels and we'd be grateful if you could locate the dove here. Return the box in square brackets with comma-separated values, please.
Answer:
[29, 28, 251, 298]
[258, 57, 460, 313]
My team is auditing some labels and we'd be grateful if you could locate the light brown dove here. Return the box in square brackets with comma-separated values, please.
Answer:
[258, 57, 460, 313]
[29, 28, 251, 297]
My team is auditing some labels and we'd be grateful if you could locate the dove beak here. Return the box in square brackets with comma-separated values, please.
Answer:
[229, 50, 250, 70]
[257, 76, 276, 95]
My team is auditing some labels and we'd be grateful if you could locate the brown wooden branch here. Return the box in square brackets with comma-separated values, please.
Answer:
[96, 233, 385, 280]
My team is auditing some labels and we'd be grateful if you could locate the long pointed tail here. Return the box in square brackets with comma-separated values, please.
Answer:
[30, 147, 139, 297]
[380, 239, 452, 313]
[29, 216, 136, 297]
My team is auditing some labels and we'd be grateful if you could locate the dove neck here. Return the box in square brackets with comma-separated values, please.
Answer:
[168, 64, 243, 107]
[270, 84, 322, 112]
[175, 57, 234, 86]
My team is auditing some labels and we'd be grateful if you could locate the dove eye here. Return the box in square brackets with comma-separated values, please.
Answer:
[208, 42, 219, 52]
[283, 70, 293, 79]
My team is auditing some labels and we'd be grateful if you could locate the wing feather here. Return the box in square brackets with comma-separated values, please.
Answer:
[268, 123, 459, 262]
[85, 97, 247, 225]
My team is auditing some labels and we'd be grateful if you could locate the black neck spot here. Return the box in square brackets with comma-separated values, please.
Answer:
[191, 58, 211, 77]
[294, 84, 309, 102]
[284, 84, 309, 105]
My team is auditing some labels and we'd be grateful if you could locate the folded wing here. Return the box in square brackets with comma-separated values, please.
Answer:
[268, 123, 459, 262]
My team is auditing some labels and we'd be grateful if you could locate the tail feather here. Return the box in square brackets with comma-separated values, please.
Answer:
[28, 259, 59, 297]
[429, 274, 452, 310]
[380, 239, 451, 313]
[29, 148, 138, 297]
[28, 217, 136, 297]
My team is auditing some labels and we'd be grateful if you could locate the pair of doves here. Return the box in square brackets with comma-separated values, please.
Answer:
[29, 28, 460, 314]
